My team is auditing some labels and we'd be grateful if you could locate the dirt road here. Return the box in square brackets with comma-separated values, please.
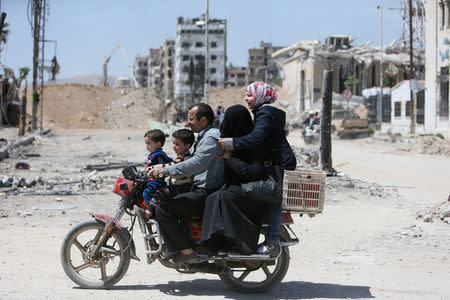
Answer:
[0, 128, 449, 300]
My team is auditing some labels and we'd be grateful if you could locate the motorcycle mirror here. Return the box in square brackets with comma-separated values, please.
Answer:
[122, 166, 138, 180]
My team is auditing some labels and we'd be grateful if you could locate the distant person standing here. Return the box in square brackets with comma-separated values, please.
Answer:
[214, 105, 225, 127]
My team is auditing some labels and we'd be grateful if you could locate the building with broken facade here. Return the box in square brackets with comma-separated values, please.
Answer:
[160, 39, 175, 99]
[133, 56, 148, 88]
[248, 41, 284, 84]
[147, 48, 162, 92]
[425, 0, 450, 130]
[174, 15, 227, 102]
[273, 35, 423, 115]
[225, 65, 248, 87]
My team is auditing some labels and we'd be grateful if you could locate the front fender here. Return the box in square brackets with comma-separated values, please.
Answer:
[91, 213, 140, 261]
[92, 213, 126, 229]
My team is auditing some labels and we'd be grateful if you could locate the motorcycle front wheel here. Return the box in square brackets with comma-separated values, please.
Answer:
[60, 219, 131, 289]
[218, 227, 290, 293]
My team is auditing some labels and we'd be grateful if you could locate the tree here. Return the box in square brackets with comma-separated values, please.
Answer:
[344, 75, 362, 91]
[0, 22, 9, 54]
[383, 76, 396, 88]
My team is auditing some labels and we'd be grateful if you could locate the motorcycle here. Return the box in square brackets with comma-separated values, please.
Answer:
[60, 166, 300, 293]
[302, 124, 321, 144]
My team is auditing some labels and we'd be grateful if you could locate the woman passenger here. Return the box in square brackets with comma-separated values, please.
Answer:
[218, 82, 296, 257]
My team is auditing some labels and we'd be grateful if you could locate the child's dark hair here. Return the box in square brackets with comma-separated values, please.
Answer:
[144, 129, 166, 146]
[172, 129, 195, 147]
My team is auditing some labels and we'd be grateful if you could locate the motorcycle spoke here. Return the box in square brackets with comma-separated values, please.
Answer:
[101, 247, 120, 256]
[99, 259, 107, 280]
[93, 229, 103, 245]
[237, 270, 251, 281]
[262, 263, 272, 278]
[73, 239, 87, 255]
[74, 262, 91, 273]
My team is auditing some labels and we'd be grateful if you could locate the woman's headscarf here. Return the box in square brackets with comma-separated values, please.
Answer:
[246, 81, 278, 109]
[220, 104, 254, 138]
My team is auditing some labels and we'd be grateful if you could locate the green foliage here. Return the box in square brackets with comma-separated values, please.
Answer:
[0, 22, 9, 44]
[19, 67, 30, 79]
[383, 76, 397, 88]
[344, 75, 361, 90]
[436, 133, 445, 139]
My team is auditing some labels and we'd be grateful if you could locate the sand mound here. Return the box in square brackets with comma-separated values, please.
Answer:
[27, 84, 294, 130]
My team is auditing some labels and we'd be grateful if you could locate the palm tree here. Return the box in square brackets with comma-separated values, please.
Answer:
[0, 22, 9, 44]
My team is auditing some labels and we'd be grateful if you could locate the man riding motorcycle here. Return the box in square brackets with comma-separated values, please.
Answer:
[148, 103, 225, 266]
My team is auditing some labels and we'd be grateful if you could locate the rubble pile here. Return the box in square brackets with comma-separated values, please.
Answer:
[293, 146, 320, 169]
[103, 88, 164, 129]
[416, 136, 450, 156]
[326, 175, 400, 199]
[416, 196, 450, 224]
[372, 134, 450, 157]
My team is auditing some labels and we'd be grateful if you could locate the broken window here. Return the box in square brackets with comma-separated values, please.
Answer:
[183, 55, 190, 61]
[182, 65, 189, 73]
[394, 102, 401, 117]
[168, 70, 172, 79]
[210, 80, 217, 86]
[211, 42, 217, 48]
[182, 42, 190, 48]
[195, 42, 203, 48]
[405, 101, 411, 117]
[210, 68, 216, 74]
[211, 55, 217, 60]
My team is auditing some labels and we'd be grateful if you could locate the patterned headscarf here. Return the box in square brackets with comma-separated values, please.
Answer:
[246, 81, 278, 109]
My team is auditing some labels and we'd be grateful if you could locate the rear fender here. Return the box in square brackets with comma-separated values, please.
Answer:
[92, 213, 139, 261]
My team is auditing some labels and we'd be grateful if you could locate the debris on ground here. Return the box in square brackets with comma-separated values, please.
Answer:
[416, 197, 450, 224]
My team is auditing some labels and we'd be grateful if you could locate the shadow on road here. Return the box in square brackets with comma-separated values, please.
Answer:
[111, 279, 374, 299]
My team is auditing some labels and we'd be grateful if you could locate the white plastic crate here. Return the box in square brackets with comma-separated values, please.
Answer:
[282, 169, 326, 214]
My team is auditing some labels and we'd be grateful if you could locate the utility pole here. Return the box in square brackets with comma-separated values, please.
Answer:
[39, 0, 46, 130]
[204, 0, 209, 104]
[320, 70, 334, 174]
[377, 5, 384, 124]
[32, 0, 40, 130]
[409, 0, 415, 134]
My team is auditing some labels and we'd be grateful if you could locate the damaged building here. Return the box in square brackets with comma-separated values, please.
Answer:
[248, 41, 284, 84]
[133, 56, 148, 88]
[225, 65, 248, 88]
[273, 35, 424, 115]
[174, 15, 227, 102]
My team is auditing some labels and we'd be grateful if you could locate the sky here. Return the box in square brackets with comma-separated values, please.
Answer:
[1, 0, 405, 80]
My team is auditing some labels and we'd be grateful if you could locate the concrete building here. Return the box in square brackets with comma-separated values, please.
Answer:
[147, 48, 162, 92]
[134, 56, 148, 88]
[161, 39, 175, 99]
[248, 41, 284, 83]
[389, 80, 425, 133]
[174, 15, 227, 102]
[425, 0, 450, 130]
[226, 65, 248, 87]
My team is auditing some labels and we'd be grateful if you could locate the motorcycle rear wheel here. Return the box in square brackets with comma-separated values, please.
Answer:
[60, 219, 131, 289]
[218, 227, 290, 293]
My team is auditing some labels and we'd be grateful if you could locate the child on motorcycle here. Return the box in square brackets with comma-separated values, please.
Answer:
[140, 128, 195, 219]
[142, 129, 173, 209]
